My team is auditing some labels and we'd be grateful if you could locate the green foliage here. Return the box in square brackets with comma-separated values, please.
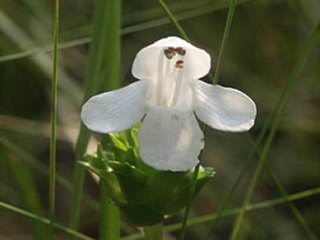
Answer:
[81, 125, 214, 226]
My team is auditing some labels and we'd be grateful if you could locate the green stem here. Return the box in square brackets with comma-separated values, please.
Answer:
[158, 0, 190, 41]
[69, 0, 115, 233]
[0, 201, 93, 240]
[229, 22, 320, 240]
[99, 182, 120, 240]
[144, 223, 163, 240]
[69, 128, 90, 232]
[167, 187, 320, 233]
[98, 0, 121, 239]
[213, 0, 238, 84]
[49, 0, 59, 238]
[178, 163, 201, 240]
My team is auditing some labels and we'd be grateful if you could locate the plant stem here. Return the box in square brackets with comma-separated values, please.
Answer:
[99, 182, 120, 240]
[0, 201, 93, 240]
[68, 0, 116, 233]
[144, 223, 163, 240]
[178, 163, 201, 240]
[49, 0, 59, 238]
[98, 0, 121, 239]
[213, 0, 238, 84]
[158, 0, 190, 42]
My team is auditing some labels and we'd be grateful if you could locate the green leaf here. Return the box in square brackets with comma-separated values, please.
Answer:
[163, 167, 215, 214]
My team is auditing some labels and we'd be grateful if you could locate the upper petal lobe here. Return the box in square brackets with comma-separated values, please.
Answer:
[132, 36, 211, 80]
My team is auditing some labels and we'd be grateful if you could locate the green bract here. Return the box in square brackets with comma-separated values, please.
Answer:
[81, 125, 214, 226]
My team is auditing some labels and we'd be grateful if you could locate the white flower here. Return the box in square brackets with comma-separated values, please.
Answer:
[81, 36, 256, 171]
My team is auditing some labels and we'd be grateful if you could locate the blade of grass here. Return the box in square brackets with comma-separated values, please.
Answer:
[158, 0, 190, 41]
[143, 223, 163, 240]
[98, 0, 121, 239]
[0, 201, 94, 240]
[100, 182, 120, 240]
[213, 0, 238, 84]
[122, 187, 320, 240]
[69, 0, 121, 234]
[229, 22, 320, 240]
[49, 0, 59, 238]
[167, 187, 320, 232]
[0, 148, 48, 239]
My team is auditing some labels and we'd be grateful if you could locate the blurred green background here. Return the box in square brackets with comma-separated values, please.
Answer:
[0, 0, 319, 239]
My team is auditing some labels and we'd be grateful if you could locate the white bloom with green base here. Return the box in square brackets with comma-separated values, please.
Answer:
[81, 36, 256, 171]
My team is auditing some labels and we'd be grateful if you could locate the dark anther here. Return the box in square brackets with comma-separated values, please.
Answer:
[175, 47, 186, 56]
[164, 47, 176, 59]
[175, 60, 184, 68]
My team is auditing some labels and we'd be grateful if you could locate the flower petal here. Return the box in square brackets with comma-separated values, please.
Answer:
[194, 81, 257, 132]
[81, 81, 146, 133]
[132, 36, 211, 80]
[138, 107, 204, 171]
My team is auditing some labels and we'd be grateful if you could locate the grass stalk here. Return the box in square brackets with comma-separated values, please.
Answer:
[68, 0, 117, 233]
[99, 0, 121, 238]
[0, 201, 93, 240]
[229, 22, 320, 240]
[99, 182, 120, 240]
[178, 163, 201, 240]
[49, 0, 59, 238]
[143, 223, 163, 240]
[158, 0, 190, 41]
[212, 0, 237, 84]
[167, 187, 320, 233]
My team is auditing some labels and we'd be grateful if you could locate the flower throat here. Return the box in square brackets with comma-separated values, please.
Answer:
[156, 47, 186, 107]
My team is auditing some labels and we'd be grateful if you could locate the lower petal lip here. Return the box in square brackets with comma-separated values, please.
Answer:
[138, 107, 204, 171]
